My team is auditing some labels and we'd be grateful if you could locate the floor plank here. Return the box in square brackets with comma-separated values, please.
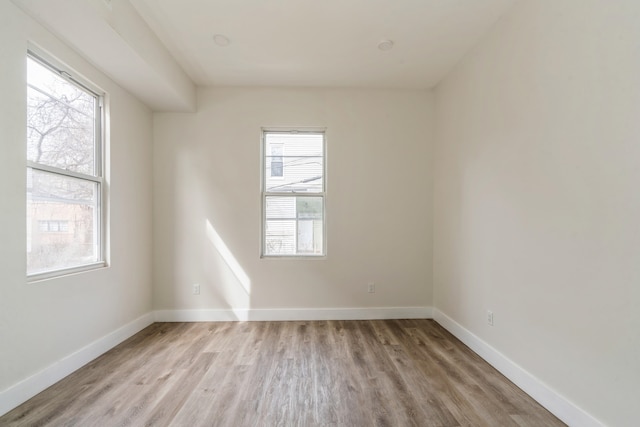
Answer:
[0, 320, 565, 427]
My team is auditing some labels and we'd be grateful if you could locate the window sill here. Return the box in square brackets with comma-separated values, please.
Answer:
[27, 261, 108, 283]
[261, 255, 327, 260]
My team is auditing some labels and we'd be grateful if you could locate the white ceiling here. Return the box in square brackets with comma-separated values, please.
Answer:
[12, 0, 516, 110]
[130, 0, 517, 89]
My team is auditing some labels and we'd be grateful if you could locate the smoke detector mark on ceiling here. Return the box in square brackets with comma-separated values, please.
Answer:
[378, 40, 394, 51]
[213, 34, 231, 47]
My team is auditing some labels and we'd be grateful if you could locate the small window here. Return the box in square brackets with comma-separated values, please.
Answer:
[270, 143, 284, 178]
[26, 51, 105, 278]
[38, 220, 70, 233]
[262, 130, 325, 257]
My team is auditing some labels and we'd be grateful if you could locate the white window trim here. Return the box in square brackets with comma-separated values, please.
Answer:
[26, 48, 107, 281]
[260, 128, 327, 259]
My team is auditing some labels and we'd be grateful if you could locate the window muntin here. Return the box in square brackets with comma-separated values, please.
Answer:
[26, 52, 104, 277]
[262, 131, 325, 257]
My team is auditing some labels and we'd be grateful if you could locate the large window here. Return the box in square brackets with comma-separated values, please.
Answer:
[262, 130, 325, 257]
[26, 52, 105, 278]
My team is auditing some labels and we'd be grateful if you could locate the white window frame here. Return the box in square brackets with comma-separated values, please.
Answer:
[26, 49, 106, 281]
[261, 128, 327, 258]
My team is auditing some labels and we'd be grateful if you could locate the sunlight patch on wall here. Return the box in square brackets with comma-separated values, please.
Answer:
[205, 219, 251, 295]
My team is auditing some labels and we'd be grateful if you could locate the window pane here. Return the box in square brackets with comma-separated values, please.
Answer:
[265, 133, 323, 193]
[265, 196, 323, 256]
[27, 168, 99, 274]
[27, 57, 96, 175]
[265, 220, 296, 256]
[296, 197, 323, 254]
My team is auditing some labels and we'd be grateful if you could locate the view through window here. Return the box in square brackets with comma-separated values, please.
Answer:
[262, 130, 325, 257]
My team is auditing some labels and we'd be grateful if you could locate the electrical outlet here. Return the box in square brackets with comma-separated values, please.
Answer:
[193, 284, 200, 295]
[367, 282, 375, 293]
[487, 310, 494, 326]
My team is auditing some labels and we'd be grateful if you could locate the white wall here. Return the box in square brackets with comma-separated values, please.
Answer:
[153, 88, 433, 316]
[0, 0, 153, 405]
[434, 0, 640, 425]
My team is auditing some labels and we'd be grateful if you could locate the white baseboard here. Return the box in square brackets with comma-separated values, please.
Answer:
[0, 312, 154, 417]
[433, 309, 603, 427]
[154, 306, 432, 322]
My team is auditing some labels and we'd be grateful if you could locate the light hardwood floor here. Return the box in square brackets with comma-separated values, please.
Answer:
[0, 320, 564, 426]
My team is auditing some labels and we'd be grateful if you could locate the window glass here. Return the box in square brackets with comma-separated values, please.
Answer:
[27, 58, 96, 175]
[27, 169, 99, 273]
[264, 133, 323, 193]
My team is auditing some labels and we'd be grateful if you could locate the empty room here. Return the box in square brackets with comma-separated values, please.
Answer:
[0, 0, 637, 425]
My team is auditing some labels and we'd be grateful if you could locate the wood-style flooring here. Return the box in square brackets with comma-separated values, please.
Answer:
[0, 320, 564, 426]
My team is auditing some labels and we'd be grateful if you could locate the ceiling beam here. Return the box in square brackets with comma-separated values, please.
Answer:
[12, 0, 196, 112]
